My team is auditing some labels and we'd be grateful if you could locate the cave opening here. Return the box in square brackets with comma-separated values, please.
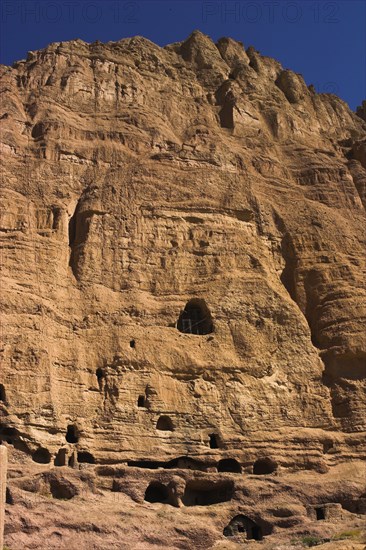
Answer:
[0, 426, 17, 445]
[77, 451, 95, 464]
[68, 453, 76, 467]
[6, 487, 14, 505]
[223, 514, 263, 540]
[156, 415, 174, 431]
[253, 457, 277, 475]
[177, 298, 213, 335]
[209, 433, 219, 449]
[315, 507, 325, 520]
[217, 458, 242, 473]
[65, 425, 79, 444]
[144, 482, 170, 504]
[54, 448, 67, 466]
[137, 395, 146, 408]
[32, 447, 51, 464]
[182, 479, 234, 506]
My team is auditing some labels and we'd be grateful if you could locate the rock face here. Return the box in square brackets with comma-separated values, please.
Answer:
[0, 32, 366, 549]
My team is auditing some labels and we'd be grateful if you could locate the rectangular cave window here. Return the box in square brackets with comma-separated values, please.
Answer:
[209, 433, 219, 449]
[315, 507, 325, 520]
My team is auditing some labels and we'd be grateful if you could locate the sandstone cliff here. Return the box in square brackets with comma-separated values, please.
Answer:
[0, 32, 365, 549]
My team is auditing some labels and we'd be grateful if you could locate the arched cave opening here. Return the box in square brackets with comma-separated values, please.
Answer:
[130, 339, 136, 348]
[177, 298, 213, 335]
[253, 457, 277, 475]
[65, 425, 79, 444]
[0, 384, 6, 403]
[156, 415, 174, 431]
[77, 451, 95, 464]
[144, 482, 170, 504]
[32, 447, 51, 464]
[182, 479, 234, 506]
[223, 514, 263, 540]
[217, 458, 242, 473]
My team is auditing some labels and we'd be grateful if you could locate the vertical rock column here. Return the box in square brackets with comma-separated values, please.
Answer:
[0, 445, 7, 549]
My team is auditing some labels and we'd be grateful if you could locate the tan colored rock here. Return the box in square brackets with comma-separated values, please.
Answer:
[0, 32, 366, 548]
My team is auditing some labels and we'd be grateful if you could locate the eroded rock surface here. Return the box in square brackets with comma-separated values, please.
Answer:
[0, 31, 365, 549]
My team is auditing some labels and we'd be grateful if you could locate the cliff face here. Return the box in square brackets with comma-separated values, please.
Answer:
[0, 32, 365, 549]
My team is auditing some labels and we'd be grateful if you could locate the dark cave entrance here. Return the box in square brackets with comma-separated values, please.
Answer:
[65, 425, 79, 444]
[315, 507, 325, 520]
[77, 451, 95, 464]
[217, 458, 241, 473]
[223, 514, 263, 540]
[253, 457, 277, 475]
[144, 482, 170, 504]
[182, 480, 233, 506]
[156, 415, 174, 431]
[54, 448, 67, 466]
[209, 433, 219, 449]
[137, 395, 146, 407]
[177, 299, 213, 335]
[32, 447, 51, 464]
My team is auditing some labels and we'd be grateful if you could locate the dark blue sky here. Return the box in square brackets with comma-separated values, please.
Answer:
[1, 0, 365, 110]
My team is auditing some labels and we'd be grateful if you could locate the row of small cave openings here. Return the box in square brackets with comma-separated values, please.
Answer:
[0, 424, 276, 476]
